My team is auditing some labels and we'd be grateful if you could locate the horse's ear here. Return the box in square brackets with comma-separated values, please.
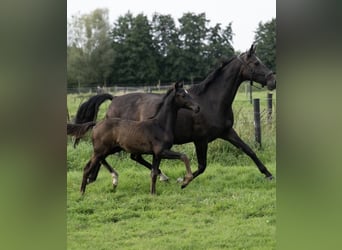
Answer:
[247, 44, 256, 57]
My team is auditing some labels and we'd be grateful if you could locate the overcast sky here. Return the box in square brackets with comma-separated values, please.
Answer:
[67, 0, 276, 52]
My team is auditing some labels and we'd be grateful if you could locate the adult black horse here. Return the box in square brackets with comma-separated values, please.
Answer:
[72, 44, 276, 182]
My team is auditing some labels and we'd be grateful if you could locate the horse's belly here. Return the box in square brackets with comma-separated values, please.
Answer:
[121, 143, 152, 154]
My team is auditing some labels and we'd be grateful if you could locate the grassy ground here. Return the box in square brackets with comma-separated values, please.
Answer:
[67, 88, 276, 249]
[67, 158, 276, 250]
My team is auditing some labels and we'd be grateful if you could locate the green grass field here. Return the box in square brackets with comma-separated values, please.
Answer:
[67, 88, 276, 249]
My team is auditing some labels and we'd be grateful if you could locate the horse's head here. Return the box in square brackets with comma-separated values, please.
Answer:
[238, 44, 276, 91]
[173, 81, 200, 113]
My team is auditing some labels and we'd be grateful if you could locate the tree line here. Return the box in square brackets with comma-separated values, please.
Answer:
[67, 8, 276, 88]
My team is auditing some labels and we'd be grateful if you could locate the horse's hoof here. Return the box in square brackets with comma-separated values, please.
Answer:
[159, 173, 169, 182]
[266, 175, 275, 180]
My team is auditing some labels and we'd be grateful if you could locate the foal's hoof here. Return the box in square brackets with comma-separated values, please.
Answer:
[112, 181, 118, 192]
[176, 177, 184, 183]
[159, 172, 169, 182]
[181, 175, 193, 189]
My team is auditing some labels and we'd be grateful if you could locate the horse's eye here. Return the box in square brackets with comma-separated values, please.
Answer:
[254, 61, 260, 66]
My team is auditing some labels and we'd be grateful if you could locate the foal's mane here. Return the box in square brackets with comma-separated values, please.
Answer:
[190, 55, 237, 95]
[147, 87, 174, 119]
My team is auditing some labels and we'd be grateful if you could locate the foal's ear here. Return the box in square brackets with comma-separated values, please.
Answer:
[174, 81, 183, 90]
[247, 43, 256, 57]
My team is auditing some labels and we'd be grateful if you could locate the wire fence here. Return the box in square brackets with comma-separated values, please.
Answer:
[67, 84, 276, 146]
[67, 85, 176, 95]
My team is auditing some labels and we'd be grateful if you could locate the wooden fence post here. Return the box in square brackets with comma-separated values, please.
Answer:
[267, 93, 273, 126]
[67, 107, 70, 122]
[253, 98, 261, 147]
[249, 83, 253, 104]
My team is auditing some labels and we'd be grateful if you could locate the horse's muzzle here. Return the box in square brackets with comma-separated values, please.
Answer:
[266, 73, 276, 90]
[267, 79, 276, 91]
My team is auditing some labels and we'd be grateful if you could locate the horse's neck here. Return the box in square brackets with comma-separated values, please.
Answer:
[154, 96, 178, 134]
[203, 63, 243, 109]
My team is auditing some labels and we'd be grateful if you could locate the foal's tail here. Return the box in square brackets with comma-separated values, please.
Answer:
[67, 122, 97, 148]
[69, 93, 113, 148]
[74, 93, 113, 124]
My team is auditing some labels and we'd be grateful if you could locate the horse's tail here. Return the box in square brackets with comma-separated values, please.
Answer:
[67, 122, 97, 148]
[74, 93, 113, 124]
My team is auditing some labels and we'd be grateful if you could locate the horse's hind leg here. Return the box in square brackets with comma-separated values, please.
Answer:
[192, 140, 208, 179]
[101, 159, 119, 189]
[222, 128, 273, 179]
[130, 154, 169, 181]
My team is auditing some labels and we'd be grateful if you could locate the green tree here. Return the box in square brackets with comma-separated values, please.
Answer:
[178, 12, 209, 83]
[82, 8, 114, 86]
[111, 12, 158, 84]
[205, 23, 235, 71]
[151, 13, 183, 82]
[67, 46, 86, 91]
[67, 14, 87, 90]
[67, 8, 114, 88]
[254, 18, 276, 72]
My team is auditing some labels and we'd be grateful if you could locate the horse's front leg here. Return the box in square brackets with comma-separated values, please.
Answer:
[221, 128, 274, 179]
[192, 140, 208, 179]
[159, 149, 193, 189]
[130, 154, 169, 181]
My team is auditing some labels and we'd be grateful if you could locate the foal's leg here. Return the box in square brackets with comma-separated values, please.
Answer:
[159, 150, 193, 188]
[81, 156, 101, 194]
[87, 147, 122, 185]
[101, 159, 119, 189]
[221, 128, 273, 179]
[73, 137, 80, 148]
[150, 156, 161, 195]
[87, 160, 101, 184]
[130, 154, 169, 181]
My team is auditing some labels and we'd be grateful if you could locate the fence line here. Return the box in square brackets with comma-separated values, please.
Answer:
[67, 90, 276, 146]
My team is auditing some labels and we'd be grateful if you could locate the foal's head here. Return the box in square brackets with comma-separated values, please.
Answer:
[173, 81, 200, 113]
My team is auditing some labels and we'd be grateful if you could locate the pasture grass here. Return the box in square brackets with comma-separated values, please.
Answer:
[67, 158, 276, 250]
[67, 89, 276, 249]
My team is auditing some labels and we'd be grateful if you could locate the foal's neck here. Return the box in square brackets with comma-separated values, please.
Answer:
[154, 94, 178, 133]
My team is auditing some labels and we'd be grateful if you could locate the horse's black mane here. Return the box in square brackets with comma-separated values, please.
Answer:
[190, 55, 237, 95]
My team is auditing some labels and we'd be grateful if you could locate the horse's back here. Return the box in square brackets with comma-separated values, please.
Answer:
[106, 93, 163, 121]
